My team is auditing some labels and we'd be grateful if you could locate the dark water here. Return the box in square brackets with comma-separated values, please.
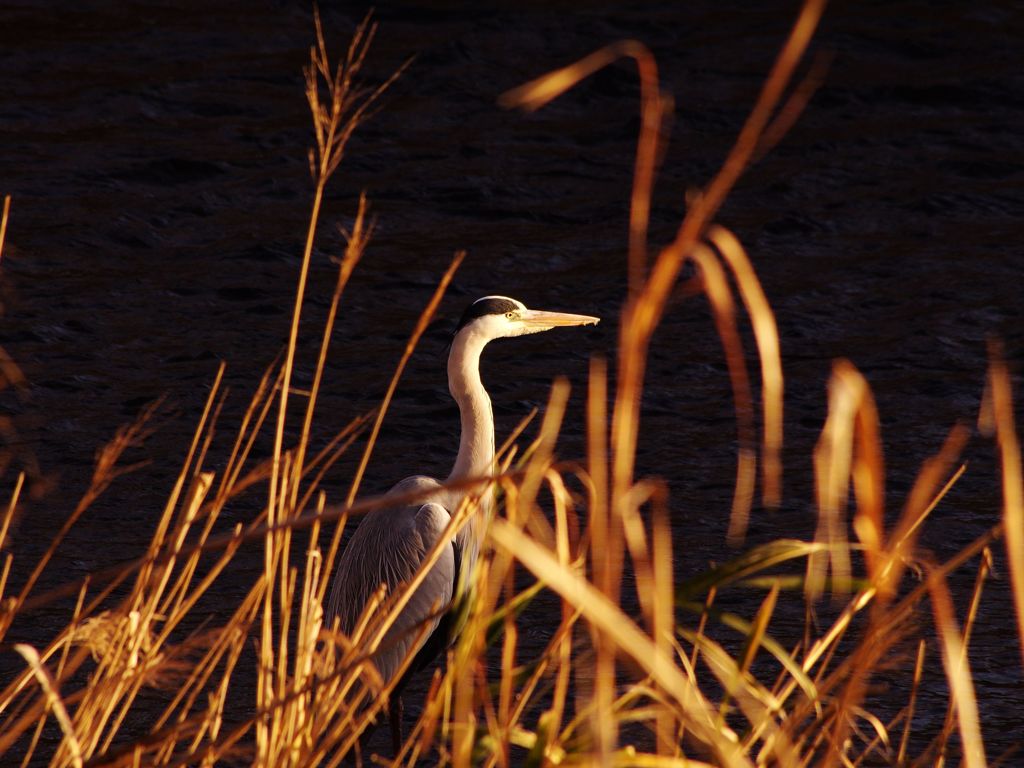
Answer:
[2, 0, 1023, 759]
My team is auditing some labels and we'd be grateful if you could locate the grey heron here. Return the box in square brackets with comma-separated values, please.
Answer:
[325, 295, 599, 751]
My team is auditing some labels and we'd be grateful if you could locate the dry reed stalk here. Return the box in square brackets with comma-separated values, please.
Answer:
[501, 40, 668, 298]
[0, 16, 401, 768]
[516, 471, 578, 760]
[71, 483, 218, 759]
[688, 586, 716, 676]
[86, 480, 215, 755]
[650, 497, 676, 754]
[709, 226, 785, 512]
[689, 244, 757, 544]
[482, 395, 574, 767]
[986, 345, 1024, 670]
[12, 412, 362, 626]
[512, 378, 570, 527]
[505, 407, 577, 763]
[0, 472, 25, 636]
[270, 9, 402, 527]
[152, 582, 261, 733]
[878, 425, 969, 602]
[8, 331, 345, 765]
[792, 351, 970, 768]
[0, 195, 10, 261]
[807, 360, 867, 603]
[15, 644, 83, 768]
[895, 639, 926, 766]
[205, 361, 285, 520]
[345, 251, 465, 506]
[9, 400, 162, 621]
[585, 354, 618, 762]
[734, 582, 780, 708]
[928, 568, 988, 768]
[933, 548, 991, 764]
[290, 192, 372, 513]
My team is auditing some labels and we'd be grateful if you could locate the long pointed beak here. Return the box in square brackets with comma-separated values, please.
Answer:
[519, 309, 600, 330]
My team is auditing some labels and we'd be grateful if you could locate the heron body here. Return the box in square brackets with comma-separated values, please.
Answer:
[325, 295, 598, 746]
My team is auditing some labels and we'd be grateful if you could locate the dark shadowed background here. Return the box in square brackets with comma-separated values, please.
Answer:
[1, 0, 1022, 758]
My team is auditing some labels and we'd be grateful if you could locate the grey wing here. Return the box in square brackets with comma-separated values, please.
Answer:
[325, 488, 455, 685]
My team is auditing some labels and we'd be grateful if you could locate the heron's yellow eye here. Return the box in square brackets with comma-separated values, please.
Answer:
[506, 311, 514, 319]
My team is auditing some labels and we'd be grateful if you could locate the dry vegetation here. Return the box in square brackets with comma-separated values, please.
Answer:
[1, 3, 1022, 766]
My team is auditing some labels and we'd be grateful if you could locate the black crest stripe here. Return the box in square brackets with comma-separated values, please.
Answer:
[453, 298, 519, 334]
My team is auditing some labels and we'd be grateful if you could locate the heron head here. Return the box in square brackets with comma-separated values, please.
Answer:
[453, 295, 599, 342]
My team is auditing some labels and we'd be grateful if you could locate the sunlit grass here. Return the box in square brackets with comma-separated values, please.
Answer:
[1, 2, 1022, 766]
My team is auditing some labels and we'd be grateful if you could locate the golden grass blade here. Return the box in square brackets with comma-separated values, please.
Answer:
[586, 354, 617, 762]
[928, 568, 988, 768]
[936, 548, 992, 763]
[678, 538, 828, 602]
[807, 360, 863, 602]
[755, 51, 832, 161]
[689, 587, 716, 678]
[987, 344, 1024, 670]
[895, 638, 926, 766]
[650, 0, 828, 302]
[501, 41, 670, 296]
[709, 226, 784, 509]
[880, 425, 969, 602]
[651, 492, 676, 756]
[13, 400, 165, 613]
[852, 706, 891, 758]
[500, 40, 651, 113]
[14, 644, 84, 768]
[272, 9, 399, 525]
[844, 372, 885, 588]
[682, 630, 798, 767]
[738, 581, 779, 678]
[620, 482, 655, 627]
[903, 464, 967, 551]
[0, 195, 10, 262]
[0, 471, 24, 563]
[690, 244, 757, 546]
[716, 582, 777, 721]
[221, 358, 282, 489]
[512, 377, 570, 526]
[808, 520, 1007, 755]
[488, 517, 751, 767]
[291, 192, 371, 511]
[151, 368, 222, 546]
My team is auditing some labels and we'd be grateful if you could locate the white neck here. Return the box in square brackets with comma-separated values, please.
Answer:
[445, 328, 496, 576]
[446, 329, 495, 483]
